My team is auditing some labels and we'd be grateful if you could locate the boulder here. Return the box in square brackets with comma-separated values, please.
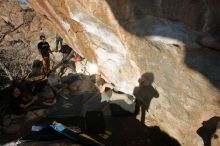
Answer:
[18, 0, 220, 145]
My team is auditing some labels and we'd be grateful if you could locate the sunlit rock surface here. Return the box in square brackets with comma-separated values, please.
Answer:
[28, 0, 220, 145]
[0, 1, 56, 50]
[0, 0, 56, 80]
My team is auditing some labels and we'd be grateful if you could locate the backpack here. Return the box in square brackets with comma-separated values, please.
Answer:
[31, 59, 43, 75]
[59, 45, 72, 54]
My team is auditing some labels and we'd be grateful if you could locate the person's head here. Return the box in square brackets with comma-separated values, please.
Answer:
[138, 73, 154, 86]
[95, 74, 101, 80]
[40, 34, 46, 42]
[13, 87, 22, 97]
[72, 86, 78, 91]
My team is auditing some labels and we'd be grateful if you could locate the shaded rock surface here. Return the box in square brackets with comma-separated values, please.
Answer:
[0, 73, 138, 145]
[28, 0, 220, 145]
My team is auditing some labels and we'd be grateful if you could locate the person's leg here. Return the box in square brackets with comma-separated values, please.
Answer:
[59, 65, 66, 77]
[67, 61, 76, 73]
[141, 106, 146, 124]
[42, 58, 46, 73]
[60, 38, 63, 50]
[43, 57, 50, 72]
[55, 38, 59, 51]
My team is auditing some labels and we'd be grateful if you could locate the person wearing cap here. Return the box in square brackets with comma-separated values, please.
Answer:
[38, 34, 53, 72]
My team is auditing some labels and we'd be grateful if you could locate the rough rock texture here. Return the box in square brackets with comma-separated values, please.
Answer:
[27, 0, 220, 145]
[0, 0, 56, 49]
[0, 0, 56, 83]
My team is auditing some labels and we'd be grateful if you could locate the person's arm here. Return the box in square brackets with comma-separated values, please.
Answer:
[37, 43, 42, 56]
[19, 96, 38, 109]
[48, 43, 53, 54]
[49, 48, 53, 54]
[97, 78, 106, 93]
[43, 99, 56, 106]
[100, 82, 114, 93]
[71, 56, 76, 62]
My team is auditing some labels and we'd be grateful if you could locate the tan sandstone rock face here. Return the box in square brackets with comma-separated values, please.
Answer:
[28, 0, 220, 145]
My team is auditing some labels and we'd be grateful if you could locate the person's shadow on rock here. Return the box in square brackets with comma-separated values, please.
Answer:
[133, 72, 159, 124]
[197, 116, 220, 146]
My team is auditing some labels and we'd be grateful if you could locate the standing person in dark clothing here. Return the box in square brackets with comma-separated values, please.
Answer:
[55, 34, 63, 52]
[38, 34, 53, 73]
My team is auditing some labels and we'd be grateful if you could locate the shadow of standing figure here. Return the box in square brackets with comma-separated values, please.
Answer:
[197, 116, 220, 146]
[133, 72, 159, 124]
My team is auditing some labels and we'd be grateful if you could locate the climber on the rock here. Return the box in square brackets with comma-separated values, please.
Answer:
[58, 44, 79, 76]
[59, 44, 82, 62]
[38, 34, 53, 73]
[59, 44, 73, 56]
[94, 74, 114, 102]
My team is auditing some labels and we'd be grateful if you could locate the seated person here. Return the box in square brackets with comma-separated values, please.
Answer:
[94, 74, 114, 102]
[30, 59, 44, 76]
[31, 80, 56, 106]
[10, 86, 38, 115]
